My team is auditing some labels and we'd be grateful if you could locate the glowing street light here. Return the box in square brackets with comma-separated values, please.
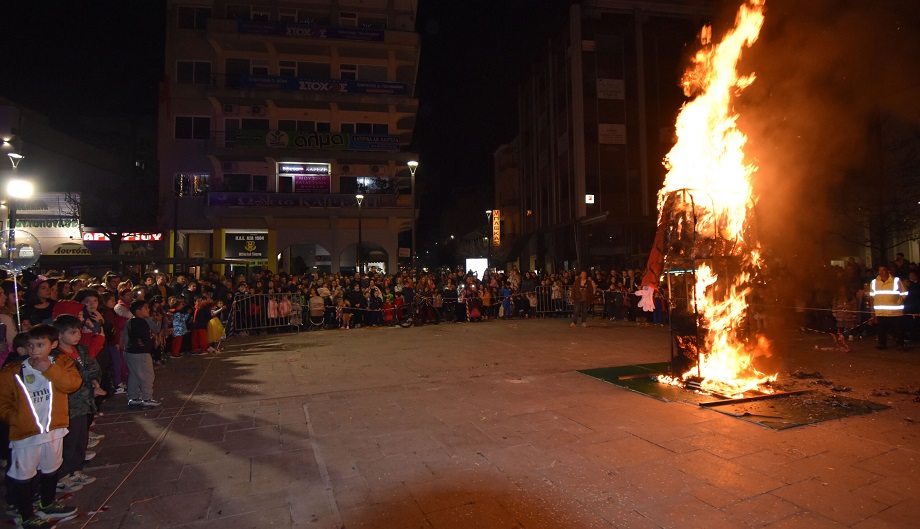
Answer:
[407, 160, 418, 268]
[356, 193, 364, 274]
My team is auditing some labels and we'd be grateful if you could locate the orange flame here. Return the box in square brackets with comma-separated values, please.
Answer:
[659, 0, 775, 398]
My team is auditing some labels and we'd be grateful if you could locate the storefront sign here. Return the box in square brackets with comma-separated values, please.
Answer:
[50, 243, 91, 256]
[82, 232, 163, 242]
[225, 233, 268, 259]
[492, 210, 501, 247]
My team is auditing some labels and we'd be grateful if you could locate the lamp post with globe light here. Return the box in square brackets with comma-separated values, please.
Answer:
[485, 209, 492, 271]
[407, 160, 418, 269]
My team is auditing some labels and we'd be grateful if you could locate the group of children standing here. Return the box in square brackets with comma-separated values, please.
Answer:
[0, 278, 225, 528]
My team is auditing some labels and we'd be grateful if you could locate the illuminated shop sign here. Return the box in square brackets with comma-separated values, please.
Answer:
[82, 233, 163, 242]
[225, 233, 268, 259]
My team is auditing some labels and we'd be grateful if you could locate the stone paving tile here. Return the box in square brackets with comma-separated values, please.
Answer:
[761, 511, 849, 528]
[122, 487, 212, 527]
[771, 477, 888, 525]
[683, 431, 771, 460]
[176, 504, 293, 529]
[424, 497, 520, 529]
[613, 460, 702, 510]
[496, 491, 618, 529]
[573, 433, 678, 472]
[340, 497, 432, 529]
[719, 493, 803, 527]
[479, 443, 547, 472]
[670, 450, 788, 499]
[731, 448, 813, 485]
[206, 487, 290, 519]
[375, 429, 442, 456]
[636, 492, 745, 529]
[789, 452, 884, 491]
[359, 452, 434, 487]
[176, 455, 253, 493]
[688, 483, 742, 509]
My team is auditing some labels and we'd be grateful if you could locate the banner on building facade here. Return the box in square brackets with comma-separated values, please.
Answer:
[239, 75, 407, 96]
[237, 20, 384, 42]
[225, 233, 268, 259]
[233, 129, 400, 152]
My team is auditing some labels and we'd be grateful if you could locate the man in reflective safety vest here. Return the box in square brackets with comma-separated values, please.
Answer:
[870, 264, 907, 350]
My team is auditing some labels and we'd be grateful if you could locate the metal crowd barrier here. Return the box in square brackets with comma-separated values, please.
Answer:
[533, 285, 574, 316]
[228, 293, 303, 336]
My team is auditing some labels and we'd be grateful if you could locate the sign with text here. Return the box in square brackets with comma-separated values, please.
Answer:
[238, 74, 407, 96]
[224, 233, 268, 259]
[492, 209, 501, 247]
[234, 129, 400, 152]
[238, 21, 384, 42]
[598, 124, 627, 145]
[597, 78, 625, 99]
[83, 232, 163, 242]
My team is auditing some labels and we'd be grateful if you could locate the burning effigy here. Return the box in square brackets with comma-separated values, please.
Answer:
[642, 0, 777, 399]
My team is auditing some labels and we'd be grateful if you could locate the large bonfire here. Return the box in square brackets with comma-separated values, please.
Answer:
[658, 0, 775, 398]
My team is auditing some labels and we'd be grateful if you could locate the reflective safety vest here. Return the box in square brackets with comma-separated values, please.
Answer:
[871, 275, 907, 317]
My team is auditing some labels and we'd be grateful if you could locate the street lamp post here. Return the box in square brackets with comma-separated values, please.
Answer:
[6, 152, 33, 330]
[356, 193, 364, 275]
[485, 209, 492, 271]
[407, 160, 418, 269]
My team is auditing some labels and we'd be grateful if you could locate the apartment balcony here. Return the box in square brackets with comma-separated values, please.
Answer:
[206, 130, 414, 159]
[205, 191, 411, 210]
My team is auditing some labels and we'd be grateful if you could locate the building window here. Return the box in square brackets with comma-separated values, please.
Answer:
[177, 6, 211, 29]
[359, 65, 388, 80]
[298, 62, 330, 78]
[279, 7, 297, 22]
[176, 61, 211, 85]
[340, 123, 355, 134]
[373, 123, 389, 135]
[241, 118, 269, 130]
[355, 123, 373, 134]
[278, 120, 316, 132]
[279, 60, 296, 77]
[252, 174, 268, 191]
[358, 14, 387, 30]
[226, 4, 250, 20]
[175, 173, 210, 196]
[340, 64, 357, 80]
[339, 12, 357, 27]
[175, 117, 210, 140]
[251, 60, 269, 76]
[251, 6, 270, 21]
[223, 173, 251, 192]
[300, 11, 330, 25]
[316, 122, 331, 132]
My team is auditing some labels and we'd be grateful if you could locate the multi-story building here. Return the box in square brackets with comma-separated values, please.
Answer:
[514, 0, 712, 272]
[159, 0, 420, 277]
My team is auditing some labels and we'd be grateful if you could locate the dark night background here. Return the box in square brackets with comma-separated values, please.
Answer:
[2, 0, 919, 265]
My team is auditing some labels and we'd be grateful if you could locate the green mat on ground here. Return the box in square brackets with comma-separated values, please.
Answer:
[578, 363, 890, 430]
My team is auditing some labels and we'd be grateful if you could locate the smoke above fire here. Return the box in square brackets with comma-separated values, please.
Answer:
[733, 0, 920, 273]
